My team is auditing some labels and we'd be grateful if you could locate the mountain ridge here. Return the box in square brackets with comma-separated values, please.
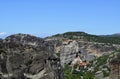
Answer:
[47, 31, 120, 44]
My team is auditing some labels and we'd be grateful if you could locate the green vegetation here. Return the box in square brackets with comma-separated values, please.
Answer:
[53, 32, 120, 44]
[64, 64, 95, 79]
[63, 53, 115, 79]
[64, 64, 80, 79]
[96, 55, 109, 67]
[110, 52, 120, 64]
[56, 53, 60, 57]
[25, 59, 32, 66]
[102, 70, 109, 77]
[83, 72, 94, 79]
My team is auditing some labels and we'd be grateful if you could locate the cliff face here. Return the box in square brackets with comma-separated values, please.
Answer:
[60, 40, 79, 67]
[0, 34, 64, 79]
[109, 64, 120, 79]
[78, 41, 117, 56]
[45, 36, 118, 68]
[43, 32, 120, 79]
[55, 40, 118, 66]
[110, 53, 120, 79]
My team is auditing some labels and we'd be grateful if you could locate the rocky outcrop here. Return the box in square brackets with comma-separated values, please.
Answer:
[60, 40, 79, 67]
[78, 41, 117, 58]
[5, 33, 44, 46]
[0, 34, 64, 79]
[44, 32, 120, 78]
[110, 53, 120, 79]
[44, 39, 62, 53]
[57, 40, 118, 67]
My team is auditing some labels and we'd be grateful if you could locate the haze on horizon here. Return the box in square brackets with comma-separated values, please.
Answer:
[0, 0, 120, 38]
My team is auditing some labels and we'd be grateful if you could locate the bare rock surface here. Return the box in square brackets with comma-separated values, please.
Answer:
[0, 34, 64, 79]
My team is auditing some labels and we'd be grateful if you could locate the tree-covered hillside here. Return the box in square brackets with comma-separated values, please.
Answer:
[52, 32, 120, 44]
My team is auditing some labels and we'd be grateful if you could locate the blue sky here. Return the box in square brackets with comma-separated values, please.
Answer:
[0, 0, 120, 38]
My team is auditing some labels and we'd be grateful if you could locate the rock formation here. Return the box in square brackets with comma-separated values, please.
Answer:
[110, 53, 120, 79]
[60, 40, 79, 67]
[0, 34, 64, 79]
[58, 40, 118, 67]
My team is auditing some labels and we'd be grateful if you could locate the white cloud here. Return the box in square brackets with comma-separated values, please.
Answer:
[0, 32, 7, 36]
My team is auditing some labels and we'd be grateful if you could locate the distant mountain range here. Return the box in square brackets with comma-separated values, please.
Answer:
[1, 32, 120, 44]
[100, 33, 120, 37]
[49, 32, 120, 44]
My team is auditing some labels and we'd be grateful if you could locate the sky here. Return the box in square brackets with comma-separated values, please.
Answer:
[0, 0, 120, 38]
